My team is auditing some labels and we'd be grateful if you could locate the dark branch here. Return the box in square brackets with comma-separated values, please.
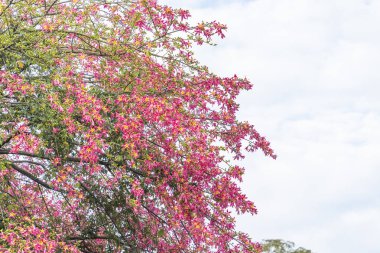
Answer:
[9, 163, 66, 193]
[0, 148, 147, 177]
[65, 235, 115, 241]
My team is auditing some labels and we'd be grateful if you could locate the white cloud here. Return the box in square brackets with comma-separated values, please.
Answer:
[160, 1, 380, 252]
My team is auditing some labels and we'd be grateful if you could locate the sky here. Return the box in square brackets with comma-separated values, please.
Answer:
[160, 0, 380, 252]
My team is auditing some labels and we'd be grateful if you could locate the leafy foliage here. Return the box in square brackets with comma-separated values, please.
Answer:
[261, 239, 312, 253]
[0, 0, 275, 252]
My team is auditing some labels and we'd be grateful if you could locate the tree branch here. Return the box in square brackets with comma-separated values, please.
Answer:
[9, 163, 66, 193]
[0, 148, 147, 177]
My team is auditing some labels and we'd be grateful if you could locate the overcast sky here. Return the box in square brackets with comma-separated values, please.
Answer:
[160, 1, 380, 252]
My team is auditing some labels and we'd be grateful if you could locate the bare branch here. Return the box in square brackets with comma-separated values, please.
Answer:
[9, 163, 66, 193]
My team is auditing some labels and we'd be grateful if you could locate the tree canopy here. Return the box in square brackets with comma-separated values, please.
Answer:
[0, 0, 275, 252]
[261, 239, 312, 253]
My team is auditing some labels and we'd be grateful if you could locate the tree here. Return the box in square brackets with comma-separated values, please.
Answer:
[0, 0, 275, 252]
[261, 239, 312, 253]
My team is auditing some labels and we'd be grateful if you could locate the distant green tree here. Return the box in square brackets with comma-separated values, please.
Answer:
[261, 239, 312, 253]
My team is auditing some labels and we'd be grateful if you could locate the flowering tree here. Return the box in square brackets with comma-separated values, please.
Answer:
[0, 0, 275, 252]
